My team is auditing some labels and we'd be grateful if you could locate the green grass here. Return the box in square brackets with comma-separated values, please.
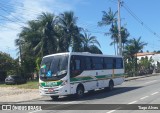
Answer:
[0, 80, 39, 89]
[0, 83, 14, 87]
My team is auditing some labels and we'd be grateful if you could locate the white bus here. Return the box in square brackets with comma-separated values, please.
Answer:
[39, 52, 124, 100]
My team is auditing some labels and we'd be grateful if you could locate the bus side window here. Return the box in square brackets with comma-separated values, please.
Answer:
[85, 57, 92, 70]
[115, 58, 123, 69]
[75, 60, 81, 70]
[70, 56, 81, 77]
[104, 57, 113, 69]
[92, 57, 103, 70]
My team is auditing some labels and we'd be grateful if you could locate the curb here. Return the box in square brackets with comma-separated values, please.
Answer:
[125, 73, 160, 81]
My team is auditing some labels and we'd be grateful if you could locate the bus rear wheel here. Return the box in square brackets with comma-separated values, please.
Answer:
[76, 85, 84, 98]
[108, 80, 114, 91]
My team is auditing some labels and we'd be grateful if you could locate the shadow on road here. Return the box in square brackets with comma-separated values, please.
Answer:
[43, 86, 141, 102]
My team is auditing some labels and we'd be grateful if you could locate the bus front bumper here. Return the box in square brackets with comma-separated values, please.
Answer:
[39, 86, 69, 96]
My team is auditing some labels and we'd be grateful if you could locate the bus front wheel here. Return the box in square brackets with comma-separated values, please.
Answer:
[76, 85, 84, 98]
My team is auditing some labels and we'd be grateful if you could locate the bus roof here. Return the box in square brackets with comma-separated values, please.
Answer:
[70, 52, 122, 58]
[43, 52, 69, 58]
[43, 52, 122, 58]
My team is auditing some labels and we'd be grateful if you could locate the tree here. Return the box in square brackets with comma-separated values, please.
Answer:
[98, 8, 117, 55]
[0, 52, 18, 76]
[15, 11, 102, 79]
[15, 12, 58, 79]
[80, 31, 102, 54]
[34, 12, 58, 56]
[127, 37, 147, 55]
[98, 8, 117, 27]
[18, 20, 42, 57]
[138, 56, 153, 71]
[58, 11, 81, 52]
[156, 50, 160, 53]
[124, 37, 147, 76]
[121, 27, 130, 51]
[109, 23, 118, 55]
[98, 8, 129, 55]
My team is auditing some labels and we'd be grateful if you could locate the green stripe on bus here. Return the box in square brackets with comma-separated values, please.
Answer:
[71, 74, 124, 82]
[40, 74, 125, 86]
[95, 75, 111, 79]
[114, 74, 124, 77]
[40, 81, 63, 87]
[70, 76, 93, 82]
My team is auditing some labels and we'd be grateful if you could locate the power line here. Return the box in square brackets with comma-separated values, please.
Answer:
[0, 2, 45, 21]
[108, 0, 160, 51]
[0, 14, 24, 27]
[0, 2, 41, 15]
[108, 0, 117, 4]
[0, 7, 26, 24]
[85, 30, 107, 34]
[0, 24, 18, 30]
[122, 2, 160, 39]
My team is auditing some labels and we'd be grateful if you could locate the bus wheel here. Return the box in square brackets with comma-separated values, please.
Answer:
[76, 85, 84, 98]
[50, 96, 59, 100]
[108, 80, 114, 91]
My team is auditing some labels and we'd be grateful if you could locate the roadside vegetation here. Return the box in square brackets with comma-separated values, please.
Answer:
[0, 8, 160, 84]
[0, 80, 38, 89]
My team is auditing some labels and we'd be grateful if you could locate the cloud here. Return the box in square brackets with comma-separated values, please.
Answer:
[0, 0, 74, 58]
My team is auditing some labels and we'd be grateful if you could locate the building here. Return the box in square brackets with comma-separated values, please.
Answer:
[136, 52, 160, 66]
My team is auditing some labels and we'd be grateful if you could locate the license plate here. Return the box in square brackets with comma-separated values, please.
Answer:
[48, 88, 54, 92]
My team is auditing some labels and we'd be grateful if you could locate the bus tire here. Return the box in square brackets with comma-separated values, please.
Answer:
[50, 96, 59, 100]
[76, 84, 84, 98]
[108, 80, 114, 91]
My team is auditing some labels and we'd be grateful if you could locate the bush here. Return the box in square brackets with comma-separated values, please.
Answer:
[0, 71, 7, 82]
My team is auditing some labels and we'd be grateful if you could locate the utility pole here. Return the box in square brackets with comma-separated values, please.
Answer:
[118, 0, 122, 56]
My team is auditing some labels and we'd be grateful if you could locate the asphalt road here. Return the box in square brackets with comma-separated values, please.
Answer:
[1, 74, 160, 113]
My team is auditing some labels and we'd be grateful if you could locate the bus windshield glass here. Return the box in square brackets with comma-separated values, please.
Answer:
[40, 55, 68, 81]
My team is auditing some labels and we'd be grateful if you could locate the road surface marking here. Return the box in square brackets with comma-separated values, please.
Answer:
[106, 110, 116, 113]
[140, 96, 149, 100]
[144, 80, 157, 85]
[128, 101, 137, 104]
[151, 92, 159, 95]
[63, 100, 85, 104]
[28, 110, 41, 113]
[64, 101, 75, 104]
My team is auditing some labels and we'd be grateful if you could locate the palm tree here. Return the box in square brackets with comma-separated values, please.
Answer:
[18, 13, 59, 57]
[58, 11, 80, 52]
[80, 31, 102, 54]
[121, 27, 130, 51]
[15, 12, 59, 79]
[109, 23, 118, 55]
[124, 37, 147, 76]
[109, 25, 129, 55]
[98, 8, 117, 55]
[34, 12, 58, 56]
[127, 37, 147, 54]
[15, 37, 24, 62]
[98, 8, 117, 27]
[17, 20, 42, 58]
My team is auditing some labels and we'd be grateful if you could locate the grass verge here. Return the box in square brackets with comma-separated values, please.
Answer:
[0, 80, 39, 89]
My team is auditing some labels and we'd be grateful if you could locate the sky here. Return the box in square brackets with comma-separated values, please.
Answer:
[0, 0, 160, 59]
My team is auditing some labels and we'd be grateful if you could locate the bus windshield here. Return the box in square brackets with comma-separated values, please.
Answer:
[40, 55, 68, 81]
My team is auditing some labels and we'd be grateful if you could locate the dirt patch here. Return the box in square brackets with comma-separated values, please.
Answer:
[0, 87, 42, 102]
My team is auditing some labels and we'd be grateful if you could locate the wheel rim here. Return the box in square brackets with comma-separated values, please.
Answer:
[77, 87, 84, 97]
[78, 89, 83, 96]
[109, 83, 113, 90]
